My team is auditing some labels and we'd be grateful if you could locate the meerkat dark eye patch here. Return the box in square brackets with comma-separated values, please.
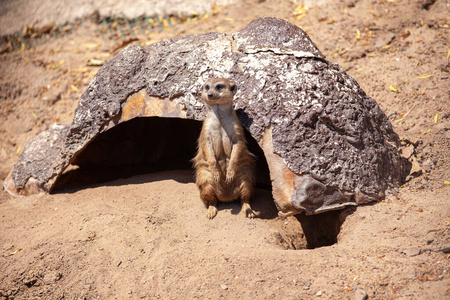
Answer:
[216, 84, 225, 91]
[205, 84, 210, 91]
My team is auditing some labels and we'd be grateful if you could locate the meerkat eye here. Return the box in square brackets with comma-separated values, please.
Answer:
[216, 84, 225, 91]
[205, 84, 210, 91]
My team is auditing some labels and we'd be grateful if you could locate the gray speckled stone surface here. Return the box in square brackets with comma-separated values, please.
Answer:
[4, 17, 403, 215]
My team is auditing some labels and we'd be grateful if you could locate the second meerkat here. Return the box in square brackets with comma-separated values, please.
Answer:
[192, 78, 256, 219]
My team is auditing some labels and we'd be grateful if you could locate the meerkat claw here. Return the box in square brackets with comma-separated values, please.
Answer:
[242, 202, 257, 218]
[246, 209, 256, 218]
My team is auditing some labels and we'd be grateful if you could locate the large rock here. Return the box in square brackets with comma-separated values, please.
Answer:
[3, 17, 403, 216]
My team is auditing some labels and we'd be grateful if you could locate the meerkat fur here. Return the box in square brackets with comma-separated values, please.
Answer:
[192, 78, 256, 219]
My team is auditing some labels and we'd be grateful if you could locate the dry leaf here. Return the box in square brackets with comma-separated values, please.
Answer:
[48, 59, 65, 69]
[394, 117, 405, 123]
[87, 232, 96, 240]
[417, 74, 432, 79]
[434, 113, 438, 123]
[424, 128, 431, 134]
[71, 85, 80, 92]
[141, 41, 153, 46]
[63, 24, 72, 32]
[82, 42, 100, 49]
[87, 59, 106, 66]
[37, 22, 56, 35]
[403, 105, 415, 118]
[9, 249, 22, 256]
[356, 29, 361, 40]
[293, 5, 309, 21]
[71, 67, 88, 73]
[212, 3, 221, 14]
[444, 181, 450, 185]
[293, 5, 309, 16]
[389, 84, 400, 93]
[296, 13, 307, 21]
[162, 18, 170, 27]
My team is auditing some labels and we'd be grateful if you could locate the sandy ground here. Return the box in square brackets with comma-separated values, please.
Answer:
[0, 0, 449, 299]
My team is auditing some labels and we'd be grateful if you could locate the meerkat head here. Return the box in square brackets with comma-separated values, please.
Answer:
[201, 78, 236, 106]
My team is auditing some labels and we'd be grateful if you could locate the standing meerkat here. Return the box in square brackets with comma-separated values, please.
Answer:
[192, 78, 256, 219]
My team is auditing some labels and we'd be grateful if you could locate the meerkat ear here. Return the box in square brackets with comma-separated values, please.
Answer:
[230, 82, 236, 95]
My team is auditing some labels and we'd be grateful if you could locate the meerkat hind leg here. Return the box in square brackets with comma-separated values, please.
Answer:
[238, 173, 256, 218]
[198, 178, 219, 219]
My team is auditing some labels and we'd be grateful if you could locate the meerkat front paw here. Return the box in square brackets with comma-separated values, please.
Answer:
[207, 204, 218, 219]
[225, 169, 235, 183]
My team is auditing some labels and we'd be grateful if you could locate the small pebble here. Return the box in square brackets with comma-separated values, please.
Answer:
[402, 248, 421, 257]
[354, 289, 368, 300]
[439, 247, 450, 254]
[316, 290, 323, 296]
[220, 284, 228, 290]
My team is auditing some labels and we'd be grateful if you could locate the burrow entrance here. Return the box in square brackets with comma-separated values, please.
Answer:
[54, 117, 271, 190]
[53, 116, 347, 249]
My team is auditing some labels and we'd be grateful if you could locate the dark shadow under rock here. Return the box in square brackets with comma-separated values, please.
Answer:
[295, 207, 355, 249]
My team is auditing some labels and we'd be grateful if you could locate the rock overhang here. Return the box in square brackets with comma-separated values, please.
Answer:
[3, 17, 404, 216]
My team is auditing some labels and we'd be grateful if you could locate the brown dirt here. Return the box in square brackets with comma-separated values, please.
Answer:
[1, 0, 449, 299]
